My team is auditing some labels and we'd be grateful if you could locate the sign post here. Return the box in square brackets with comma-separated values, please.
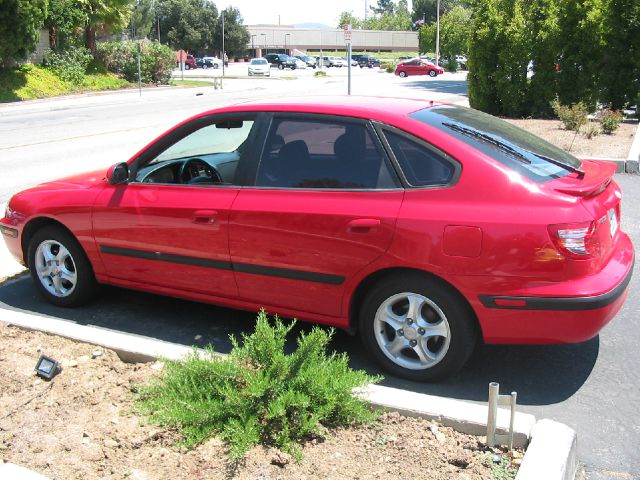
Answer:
[177, 49, 187, 81]
[344, 24, 352, 95]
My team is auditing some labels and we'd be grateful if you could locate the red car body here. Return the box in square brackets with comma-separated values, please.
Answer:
[395, 59, 445, 78]
[1, 96, 634, 381]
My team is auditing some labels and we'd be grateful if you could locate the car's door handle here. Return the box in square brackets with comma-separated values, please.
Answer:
[347, 218, 381, 233]
[192, 210, 218, 224]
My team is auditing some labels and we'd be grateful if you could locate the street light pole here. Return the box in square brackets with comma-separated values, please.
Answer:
[221, 10, 225, 76]
[435, 0, 440, 66]
[285, 33, 290, 55]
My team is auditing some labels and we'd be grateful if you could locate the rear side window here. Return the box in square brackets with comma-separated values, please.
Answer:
[383, 131, 455, 186]
[410, 105, 583, 183]
[255, 118, 398, 189]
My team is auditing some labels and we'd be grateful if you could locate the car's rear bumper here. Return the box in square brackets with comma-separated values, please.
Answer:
[471, 233, 634, 344]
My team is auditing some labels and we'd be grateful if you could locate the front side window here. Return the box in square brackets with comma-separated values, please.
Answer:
[255, 118, 398, 189]
[135, 119, 255, 185]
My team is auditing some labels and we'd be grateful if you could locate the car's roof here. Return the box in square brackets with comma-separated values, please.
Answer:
[215, 96, 438, 123]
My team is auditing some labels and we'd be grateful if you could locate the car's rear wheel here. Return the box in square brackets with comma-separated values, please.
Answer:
[278, 64, 284, 70]
[185, 64, 190, 70]
[359, 274, 477, 381]
[399, 71, 407, 78]
[28, 226, 97, 307]
[429, 70, 437, 77]
[213, 64, 219, 69]
[202, 64, 208, 69]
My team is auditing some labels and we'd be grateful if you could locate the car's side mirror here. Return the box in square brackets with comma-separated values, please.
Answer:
[107, 162, 129, 185]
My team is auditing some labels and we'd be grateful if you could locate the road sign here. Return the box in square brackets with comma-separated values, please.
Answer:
[344, 24, 352, 43]
[177, 49, 187, 62]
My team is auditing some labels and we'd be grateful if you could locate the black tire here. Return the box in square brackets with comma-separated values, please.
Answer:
[278, 64, 284, 70]
[27, 226, 97, 307]
[399, 71, 407, 78]
[185, 64, 190, 70]
[213, 63, 219, 69]
[429, 70, 437, 77]
[359, 273, 477, 382]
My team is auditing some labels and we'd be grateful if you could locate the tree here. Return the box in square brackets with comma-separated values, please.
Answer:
[598, 0, 640, 109]
[0, 0, 47, 67]
[130, 0, 155, 39]
[216, 6, 249, 57]
[419, 5, 471, 59]
[45, 0, 85, 50]
[366, 0, 411, 30]
[370, 0, 395, 16]
[411, 0, 468, 25]
[525, 0, 561, 115]
[81, 0, 133, 54]
[158, 0, 218, 54]
[337, 11, 363, 29]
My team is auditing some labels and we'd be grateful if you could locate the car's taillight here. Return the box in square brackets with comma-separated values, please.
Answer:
[548, 221, 600, 258]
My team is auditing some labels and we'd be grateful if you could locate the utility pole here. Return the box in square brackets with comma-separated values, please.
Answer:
[221, 10, 225, 76]
[436, 0, 440, 66]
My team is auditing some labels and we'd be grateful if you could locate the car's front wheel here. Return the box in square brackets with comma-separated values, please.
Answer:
[27, 226, 97, 307]
[359, 274, 477, 381]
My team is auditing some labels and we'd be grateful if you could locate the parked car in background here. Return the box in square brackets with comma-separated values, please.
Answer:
[395, 58, 444, 78]
[455, 55, 467, 70]
[357, 55, 381, 68]
[2, 96, 633, 382]
[294, 55, 317, 68]
[316, 56, 335, 67]
[293, 58, 307, 69]
[247, 58, 270, 76]
[265, 53, 297, 70]
[177, 54, 197, 70]
[196, 57, 222, 69]
[331, 56, 348, 67]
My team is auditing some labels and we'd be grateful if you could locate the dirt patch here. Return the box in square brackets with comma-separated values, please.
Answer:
[505, 118, 637, 159]
[0, 323, 522, 479]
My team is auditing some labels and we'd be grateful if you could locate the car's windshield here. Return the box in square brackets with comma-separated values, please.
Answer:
[410, 105, 582, 183]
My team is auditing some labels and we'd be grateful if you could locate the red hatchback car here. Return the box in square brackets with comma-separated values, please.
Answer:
[395, 58, 445, 78]
[1, 97, 634, 381]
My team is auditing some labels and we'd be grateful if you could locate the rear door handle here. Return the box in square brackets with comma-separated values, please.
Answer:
[192, 209, 218, 224]
[347, 218, 381, 233]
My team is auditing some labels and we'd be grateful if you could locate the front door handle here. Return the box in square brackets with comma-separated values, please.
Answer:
[347, 218, 381, 233]
[192, 209, 218, 224]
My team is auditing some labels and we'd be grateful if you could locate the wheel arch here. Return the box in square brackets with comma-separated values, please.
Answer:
[348, 267, 481, 337]
[21, 217, 78, 263]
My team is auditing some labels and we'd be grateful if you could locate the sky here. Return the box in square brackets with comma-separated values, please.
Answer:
[217, 0, 378, 28]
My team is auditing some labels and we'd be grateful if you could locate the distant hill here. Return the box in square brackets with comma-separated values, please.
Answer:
[294, 22, 333, 29]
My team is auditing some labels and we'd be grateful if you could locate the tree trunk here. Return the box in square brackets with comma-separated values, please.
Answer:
[85, 26, 96, 54]
[49, 27, 58, 50]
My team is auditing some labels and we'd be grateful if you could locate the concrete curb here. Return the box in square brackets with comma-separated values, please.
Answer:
[0, 462, 50, 480]
[626, 120, 640, 173]
[0, 306, 576, 480]
[515, 419, 578, 480]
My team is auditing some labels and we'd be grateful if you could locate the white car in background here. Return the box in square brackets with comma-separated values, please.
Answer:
[293, 58, 307, 69]
[202, 56, 223, 69]
[248, 58, 270, 76]
[331, 57, 348, 67]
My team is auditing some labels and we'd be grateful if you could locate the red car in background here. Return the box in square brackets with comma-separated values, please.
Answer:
[395, 58, 445, 78]
[1, 97, 633, 381]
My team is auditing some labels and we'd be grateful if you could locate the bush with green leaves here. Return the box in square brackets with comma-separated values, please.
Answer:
[551, 99, 588, 132]
[135, 311, 379, 460]
[382, 61, 396, 73]
[599, 109, 623, 134]
[96, 40, 175, 85]
[42, 46, 93, 85]
[582, 122, 600, 139]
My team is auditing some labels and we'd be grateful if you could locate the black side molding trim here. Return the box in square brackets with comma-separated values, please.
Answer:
[99, 245, 345, 286]
[0, 225, 18, 238]
[479, 260, 634, 311]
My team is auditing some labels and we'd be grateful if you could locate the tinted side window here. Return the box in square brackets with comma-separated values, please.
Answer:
[384, 131, 455, 186]
[255, 118, 398, 189]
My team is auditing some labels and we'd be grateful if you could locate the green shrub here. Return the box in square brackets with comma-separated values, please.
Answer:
[96, 40, 174, 85]
[136, 311, 379, 461]
[42, 46, 93, 85]
[599, 109, 623, 134]
[382, 61, 396, 73]
[582, 122, 600, 139]
[313, 70, 327, 77]
[551, 99, 588, 131]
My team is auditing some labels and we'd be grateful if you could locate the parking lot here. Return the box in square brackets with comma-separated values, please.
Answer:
[0, 69, 638, 479]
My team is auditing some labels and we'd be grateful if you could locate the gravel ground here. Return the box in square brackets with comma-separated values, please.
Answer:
[0, 322, 522, 480]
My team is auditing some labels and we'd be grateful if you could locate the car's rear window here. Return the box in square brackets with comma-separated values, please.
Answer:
[409, 105, 583, 183]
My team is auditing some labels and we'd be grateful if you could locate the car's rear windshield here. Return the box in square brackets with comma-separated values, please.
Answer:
[409, 105, 583, 183]
[251, 59, 267, 64]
